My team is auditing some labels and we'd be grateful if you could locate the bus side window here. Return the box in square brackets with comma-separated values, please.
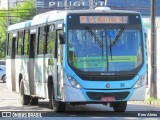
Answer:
[17, 31, 24, 55]
[24, 30, 29, 55]
[7, 33, 12, 56]
[47, 24, 55, 55]
[37, 26, 46, 54]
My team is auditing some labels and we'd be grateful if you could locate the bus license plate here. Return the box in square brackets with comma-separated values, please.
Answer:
[101, 97, 115, 102]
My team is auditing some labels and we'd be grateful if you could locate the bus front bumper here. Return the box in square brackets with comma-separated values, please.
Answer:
[62, 84, 146, 102]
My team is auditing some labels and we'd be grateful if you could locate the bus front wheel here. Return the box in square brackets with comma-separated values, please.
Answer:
[112, 101, 127, 112]
[52, 100, 66, 112]
[20, 81, 31, 105]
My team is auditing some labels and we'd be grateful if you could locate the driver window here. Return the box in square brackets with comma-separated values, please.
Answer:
[57, 30, 63, 63]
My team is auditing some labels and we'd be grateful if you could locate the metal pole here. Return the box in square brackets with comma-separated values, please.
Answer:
[105, 0, 107, 6]
[150, 0, 157, 98]
[8, 0, 10, 26]
[64, 0, 67, 9]
[89, 0, 93, 9]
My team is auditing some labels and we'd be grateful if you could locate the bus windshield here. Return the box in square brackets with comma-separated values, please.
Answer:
[67, 25, 143, 72]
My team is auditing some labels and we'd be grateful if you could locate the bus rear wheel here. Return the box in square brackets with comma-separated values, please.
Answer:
[20, 81, 30, 105]
[30, 98, 38, 105]
[112, 101, 127, 112]
[52, 100, 66, 112]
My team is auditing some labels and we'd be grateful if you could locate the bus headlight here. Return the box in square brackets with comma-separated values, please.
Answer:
[133, 75, 146, 89]
[67, 76, 82, 89]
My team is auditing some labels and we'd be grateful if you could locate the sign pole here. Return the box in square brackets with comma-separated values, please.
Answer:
[150, 0, 157, 99]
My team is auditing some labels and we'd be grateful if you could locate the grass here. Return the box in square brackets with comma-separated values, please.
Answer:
[145, 97, 160, 102]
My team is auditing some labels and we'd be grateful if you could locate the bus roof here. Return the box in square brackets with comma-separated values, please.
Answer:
[63, 9, 139, 14]
[32, 9, 140, 26]
[8, 20, 31, 32]
[31, 11, 60, 26]
[8, 9, 140, 31]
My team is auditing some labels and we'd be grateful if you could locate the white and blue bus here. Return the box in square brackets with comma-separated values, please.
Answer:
[6, 8, 147, 112]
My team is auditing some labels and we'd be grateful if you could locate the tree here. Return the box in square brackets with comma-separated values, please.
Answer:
[10, 0, 36, 24]
[0, 0, 36, 59]
[0, 16, 7, 59]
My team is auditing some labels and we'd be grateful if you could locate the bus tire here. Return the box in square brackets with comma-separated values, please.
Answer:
[30, 98, 38, 105]
[112, 101, 127, 112]
[52, 100, 66, 112]
[20, 81, 30, 105]
[48, 78, 53, 109]
[2, 75, 6, 83]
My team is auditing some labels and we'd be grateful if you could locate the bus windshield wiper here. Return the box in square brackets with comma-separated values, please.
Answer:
[85, 26, 103, 48]
[110, 26, 125, 47]
[109, 26, 125, 59]
[109, 37, 113, 59]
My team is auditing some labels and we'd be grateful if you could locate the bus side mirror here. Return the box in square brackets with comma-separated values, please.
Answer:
[59, 33, 65, 44]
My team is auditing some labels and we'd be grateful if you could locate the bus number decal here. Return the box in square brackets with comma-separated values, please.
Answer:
[120, 83, 125, 87]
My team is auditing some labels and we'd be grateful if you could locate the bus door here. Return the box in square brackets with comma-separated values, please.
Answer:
[11, 33, 17, 91]
[28, 31, 36, 95]
[34, 26, 47, 98]
[55, 30, 64, 100]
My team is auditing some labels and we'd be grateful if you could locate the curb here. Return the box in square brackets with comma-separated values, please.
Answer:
[129, 101, 160, 108]
[150, 101, 160, 107]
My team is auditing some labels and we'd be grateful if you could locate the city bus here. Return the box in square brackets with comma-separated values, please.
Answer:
[6, 8, 147, 112]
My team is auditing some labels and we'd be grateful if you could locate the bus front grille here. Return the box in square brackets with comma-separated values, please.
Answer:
[79, 75, 135, 81]
[86, 92, 129, 101]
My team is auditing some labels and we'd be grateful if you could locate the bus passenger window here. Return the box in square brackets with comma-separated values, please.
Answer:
[24, 30, 29, 55]
[38, 27, 45, 54]
[47, 25, 55, 55]
[17, 31, 24, 55]
[7, 33, 12, 56]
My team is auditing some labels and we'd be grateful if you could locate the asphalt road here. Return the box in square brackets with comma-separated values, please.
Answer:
[0, 80, 160, 119]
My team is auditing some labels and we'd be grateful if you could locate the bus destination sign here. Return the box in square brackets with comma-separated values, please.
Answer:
[80, 16, 128, 24]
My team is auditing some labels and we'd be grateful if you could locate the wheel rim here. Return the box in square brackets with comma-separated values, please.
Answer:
[20, 94, 23, 103]
[20, 83, 24, 103]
